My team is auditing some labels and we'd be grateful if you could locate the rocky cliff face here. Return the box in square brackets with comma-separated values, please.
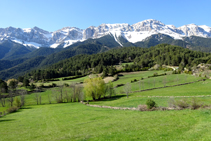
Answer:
[1, 19, 211, 48]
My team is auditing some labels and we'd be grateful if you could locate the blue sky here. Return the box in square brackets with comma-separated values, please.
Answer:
[0, 0, 210, 31]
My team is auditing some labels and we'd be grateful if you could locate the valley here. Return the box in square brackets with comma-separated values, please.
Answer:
[1, 20, 211, 141]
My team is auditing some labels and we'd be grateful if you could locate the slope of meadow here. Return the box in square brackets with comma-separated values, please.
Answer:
[1, 103, 211, 141]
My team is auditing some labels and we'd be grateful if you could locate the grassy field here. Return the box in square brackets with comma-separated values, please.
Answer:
[91, 79, 211, 108]
[1, 71, 211, 140]
[113, 71, 201, 93]
[1, 103, 211, 141]
[35, 75, 89, 87]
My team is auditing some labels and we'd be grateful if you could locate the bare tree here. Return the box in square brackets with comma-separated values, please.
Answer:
[0, 88, 6, 107]
[52, 88, 59, 103]
[55, 81, 64, 102]
[7, 90, 15, 107]
[34, 93, 40, 105]
[76, 86, 84, 102]
[19, 90, 27, 107]
[48, 92, 52, 104]
[124, 82, 131, 98]
[64, 88, 71, 103]
[34, 87, 41, 105]
[71, 83, 77, 102]
[204, 68, 209, 78]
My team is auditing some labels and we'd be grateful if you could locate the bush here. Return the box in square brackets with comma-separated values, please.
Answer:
[29, 83, 36, 91]
[7, 106, 19, 113]
[131, 79, 137, 83]
[146, 99, 156, 109]
[153, 72, 158, 76]
[14, 97, 21, 108]
[168, 97, 176, 108]
[52, 83, 57, 87]
[190, 98, 201, 110]
[64, 83, 69, 87]
[176, 99, 189, 109]
[138, 105, 148, 111]
[40, 84, 44, 88]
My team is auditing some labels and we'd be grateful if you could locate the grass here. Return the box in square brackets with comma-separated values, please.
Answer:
[35, 75, 89, 86]
[1, 71, 211, 140]
[90, 79, 211, 108]
[1, 103, 211, 141]
[114, 72, 201, 93]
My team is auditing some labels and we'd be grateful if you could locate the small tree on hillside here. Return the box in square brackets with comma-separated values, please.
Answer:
[8, 79, 18, 90]
[107, 81, 115, 98]
[124, 82, 131, 98]
[34, 87, 41, 105]
[23, 78, 30, 87]
[0, 80, 8, 93]
[84, 77, 105, 100]
[19, 90, 27, 107]
[7, 90, 15, 107]
[0, 88, 6, 107]
[57, 81, 64, 103]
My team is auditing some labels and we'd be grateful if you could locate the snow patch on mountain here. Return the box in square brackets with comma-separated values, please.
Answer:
[1, 19, 211, 48]
[12, 38, 41, 48]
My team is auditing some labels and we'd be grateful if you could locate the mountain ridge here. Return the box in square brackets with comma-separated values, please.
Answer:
[1, 19, 211, 48]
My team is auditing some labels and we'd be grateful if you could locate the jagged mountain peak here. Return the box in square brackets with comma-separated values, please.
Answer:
[0, 19, 211, 48]
[33, 26, 50, 34]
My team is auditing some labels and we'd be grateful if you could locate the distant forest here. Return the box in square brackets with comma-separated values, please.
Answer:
[26, 44, 211, 81]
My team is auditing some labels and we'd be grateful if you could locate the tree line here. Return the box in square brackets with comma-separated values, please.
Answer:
[25, 44, 211, 81]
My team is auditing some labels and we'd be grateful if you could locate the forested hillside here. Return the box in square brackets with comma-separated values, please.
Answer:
[0, 42, 112, 80]
[26, 44, 210, 81]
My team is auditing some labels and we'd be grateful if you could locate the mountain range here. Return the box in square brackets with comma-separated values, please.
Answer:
[1, 19, 211, 80]
[1, 19, 211, 49]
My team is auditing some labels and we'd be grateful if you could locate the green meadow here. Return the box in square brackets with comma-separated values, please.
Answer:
[1, 70, 211, 140]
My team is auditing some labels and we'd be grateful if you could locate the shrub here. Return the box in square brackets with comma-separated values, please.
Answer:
[176, 99, 189, 109]
[52, 83, 57, 87]
[168, 97, 176, 108]
[159, 106, 168, 111]
[14, 97, 21, 108]
[131, 79, 137, 83]
[146, 99, 156, 109]
[29, 83, 36, 91]
[64, 83, 69, 87]
[190, 98, 201, 110]
[153, 72, 158, 76]
[7, 106, 19, 113]
[138, 105, 148, 111]
[56, 98, 63, 103]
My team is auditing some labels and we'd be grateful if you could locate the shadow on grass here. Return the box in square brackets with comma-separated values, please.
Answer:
[20, 107, 33, 109]
[0, 119, 15, 122]
[97, 95, 126, 102]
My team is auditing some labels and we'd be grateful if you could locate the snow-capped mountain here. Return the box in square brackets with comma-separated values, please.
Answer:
[1, 19, 211, 48]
